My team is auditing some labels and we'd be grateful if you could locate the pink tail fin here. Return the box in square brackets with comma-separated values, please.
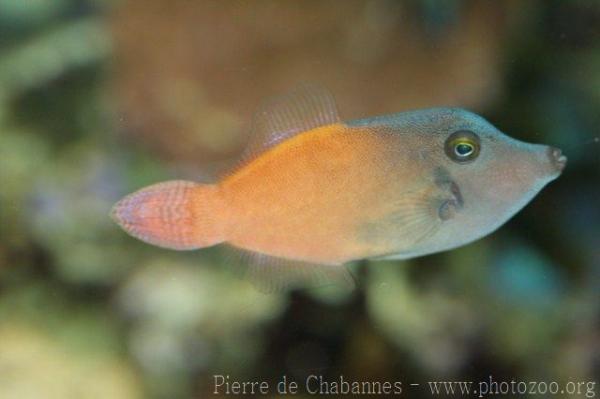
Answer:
[111, 180, 225, 250]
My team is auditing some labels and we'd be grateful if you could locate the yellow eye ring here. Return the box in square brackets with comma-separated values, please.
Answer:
[444, 131, 480, 163]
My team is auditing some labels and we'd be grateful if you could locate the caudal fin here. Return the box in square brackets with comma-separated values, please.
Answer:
[111, 180, 225, 250]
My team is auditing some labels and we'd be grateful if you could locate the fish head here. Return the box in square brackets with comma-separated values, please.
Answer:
[409, 108, 566, 254]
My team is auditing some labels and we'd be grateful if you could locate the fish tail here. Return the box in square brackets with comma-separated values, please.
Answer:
[111, 180, 226, 250]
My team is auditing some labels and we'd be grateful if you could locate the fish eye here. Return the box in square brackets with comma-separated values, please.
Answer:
[444, 130, 480, 163]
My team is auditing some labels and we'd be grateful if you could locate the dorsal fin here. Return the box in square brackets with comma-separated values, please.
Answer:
[236, 84, 341, 169]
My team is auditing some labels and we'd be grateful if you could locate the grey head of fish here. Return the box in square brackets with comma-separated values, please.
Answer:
[365, 107, 566, 259]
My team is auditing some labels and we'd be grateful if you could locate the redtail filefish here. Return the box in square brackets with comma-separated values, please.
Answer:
[112, 85, 566, 290]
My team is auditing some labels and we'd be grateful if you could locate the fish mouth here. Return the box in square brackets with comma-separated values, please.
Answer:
[548, 146, 567, 174]
[529, 144, 567, 181]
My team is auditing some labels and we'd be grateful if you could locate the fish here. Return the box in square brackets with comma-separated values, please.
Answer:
[111, 85, 566, 291]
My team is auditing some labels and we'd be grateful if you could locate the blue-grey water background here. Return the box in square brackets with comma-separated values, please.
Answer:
[0, 1, 598, 398]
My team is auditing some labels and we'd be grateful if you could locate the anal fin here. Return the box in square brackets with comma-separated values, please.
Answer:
[226, 248, 356, 294]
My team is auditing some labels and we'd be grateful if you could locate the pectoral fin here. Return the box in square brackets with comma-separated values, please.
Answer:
[360, 174, 464, 257]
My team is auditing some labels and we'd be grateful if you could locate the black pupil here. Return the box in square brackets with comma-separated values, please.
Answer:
[455, 143, 473, 156]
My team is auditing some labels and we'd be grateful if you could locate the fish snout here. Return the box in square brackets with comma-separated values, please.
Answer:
[547, 146, 567, 174]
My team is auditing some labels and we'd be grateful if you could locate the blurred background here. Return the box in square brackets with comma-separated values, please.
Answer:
[0, 1, 598, 398]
